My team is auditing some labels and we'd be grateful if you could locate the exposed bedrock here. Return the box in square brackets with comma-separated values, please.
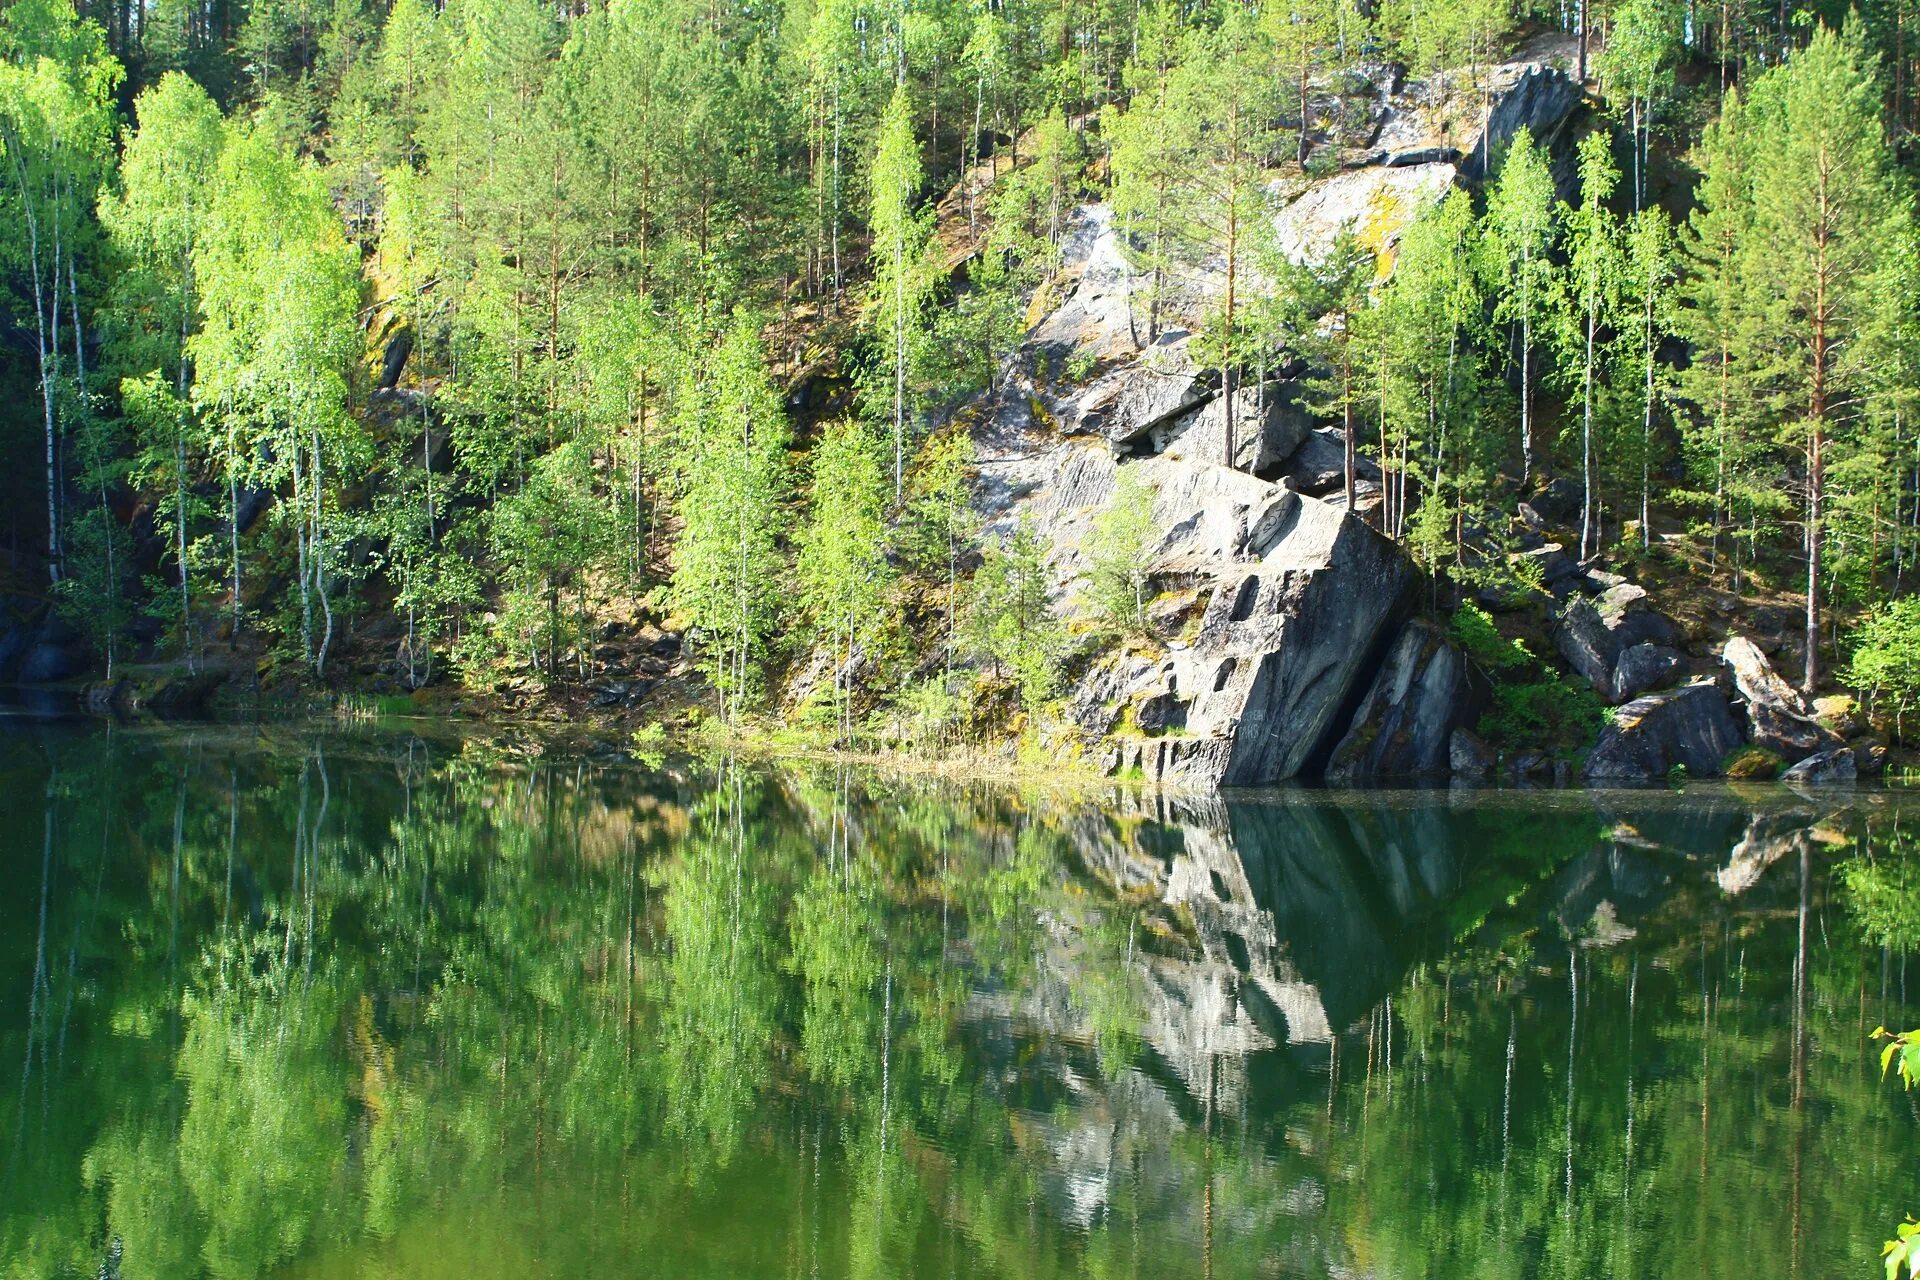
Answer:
[1324, 618, 1489, 783]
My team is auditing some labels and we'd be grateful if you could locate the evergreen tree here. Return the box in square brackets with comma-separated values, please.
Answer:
[1735, 22, 1910, 692]
[670, 318, 791, 721]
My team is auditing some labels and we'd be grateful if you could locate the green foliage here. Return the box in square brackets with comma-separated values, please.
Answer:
[1844, 597, 1920, 742]
[798, 417, 896, 733]
[965, 515, 1061, 721]
[1080, 465, 1159, 637]
[668, 319, 790, 720]
[1451, 604, 1605, 755]
[1448, 603, 1532, 672]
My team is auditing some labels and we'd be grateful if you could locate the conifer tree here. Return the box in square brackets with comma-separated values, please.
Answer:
[799, 418, 895, 740]
[1735, 22, 1909, 692]
[670, 318, 791, 721]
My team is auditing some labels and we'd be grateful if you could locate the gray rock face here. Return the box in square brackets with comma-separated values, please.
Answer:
[1449, 728, 1496, 779]
[1156, 380, 1312, 476]
[1058, 336, 1214, 446]
[1583, 683, 1745, 782]
[1720, 635, 1840, 763]
[1459, 60, 1586, 181]
[1780, 746, 1858, 786]
[1160, 489, 1417, 787]
[1280, 428, 1383, 497]
[1026, 204, 1147, 362]
[18, 636, 88, 683]
[1555, 583, 1680, 702]
[1325, 619, 1486, 782]
[1611, 643, 1685, 703]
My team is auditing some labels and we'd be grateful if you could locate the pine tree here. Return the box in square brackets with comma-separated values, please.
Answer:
[669, 318, 791, 721]
[1737, 22, 1910, 692]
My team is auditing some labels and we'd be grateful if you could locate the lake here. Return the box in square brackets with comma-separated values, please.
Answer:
[2, 716, 1917, 1279]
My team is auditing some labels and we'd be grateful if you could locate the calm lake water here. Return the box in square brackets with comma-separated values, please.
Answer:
[3, 717, 1918, 1279]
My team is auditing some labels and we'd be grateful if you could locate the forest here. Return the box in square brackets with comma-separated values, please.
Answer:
[5, 0, 1920, 753]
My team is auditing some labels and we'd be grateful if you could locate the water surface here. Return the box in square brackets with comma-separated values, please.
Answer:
[3, 719, 1918, 1278]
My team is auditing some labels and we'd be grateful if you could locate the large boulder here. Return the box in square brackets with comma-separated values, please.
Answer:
[1157, 380, 1312, 476]
[1611, 642, 1685, 703]
[1583, 683, 1745, 782]
[1720, 635, 1841, 763]
[1780, 746, 1858, 786]
[1325, 619, 1487, 782]
[1555, 583, 1680, 702]
[1280, 428, 1383, 497]
[1057, 334, 1214, 447]
[1157, 486, 1418, 787]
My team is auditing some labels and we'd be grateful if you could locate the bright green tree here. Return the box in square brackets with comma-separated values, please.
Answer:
[100, 72, 227, 666]
[798, 417, 896, 739]
[1482, 127, 1560, 487]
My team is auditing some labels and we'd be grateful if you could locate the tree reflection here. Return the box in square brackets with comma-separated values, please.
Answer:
[0, 727, 1916, 1280]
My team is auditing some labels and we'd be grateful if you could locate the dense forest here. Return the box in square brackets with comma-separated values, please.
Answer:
[4, 0, 1920, 751]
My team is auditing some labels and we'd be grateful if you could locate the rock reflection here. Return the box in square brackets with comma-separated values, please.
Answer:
[0, 724, 1915, 1280]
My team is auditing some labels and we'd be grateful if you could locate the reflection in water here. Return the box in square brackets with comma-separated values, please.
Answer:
[1, 721, 1917, 1279]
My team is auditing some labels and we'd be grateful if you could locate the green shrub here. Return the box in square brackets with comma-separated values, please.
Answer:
[1453, 605, 1606, 756]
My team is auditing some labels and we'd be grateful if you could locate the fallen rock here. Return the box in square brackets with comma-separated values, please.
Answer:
[1720, 635, 1840, 763]
[1583, 683, 1745, 782]
[1059, 335, 1214, 447]
[1555, 584, 1680, 702]
[1279, 428, 1383, 497]
[1780, 746, 1857, 786]
[1611, 643, 1684, 702]
[1157, 380, 1312, 476]
[1449, 728, 1496, 779]
[1326, 619, 1487, 782]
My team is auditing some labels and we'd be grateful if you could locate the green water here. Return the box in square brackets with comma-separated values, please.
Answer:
[3, 718, 1918, 1280]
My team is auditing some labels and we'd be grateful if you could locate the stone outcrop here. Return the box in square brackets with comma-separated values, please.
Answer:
[1611, 643, 1685, 703]
[1554, 583, 1681, 703]
[1583, 683, 1745, 782]
[1027, 204, 1145, 362]
[1153, 488, 1417, 787]
[1458, 58, 1587, 180]
[1325, 619, 1486, 782]
[1720, 635, 1841, 763]
[1278, 428, 1383, 497]
[1057, 333, 1214, 446]
[1156, 380, 1312, 476]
